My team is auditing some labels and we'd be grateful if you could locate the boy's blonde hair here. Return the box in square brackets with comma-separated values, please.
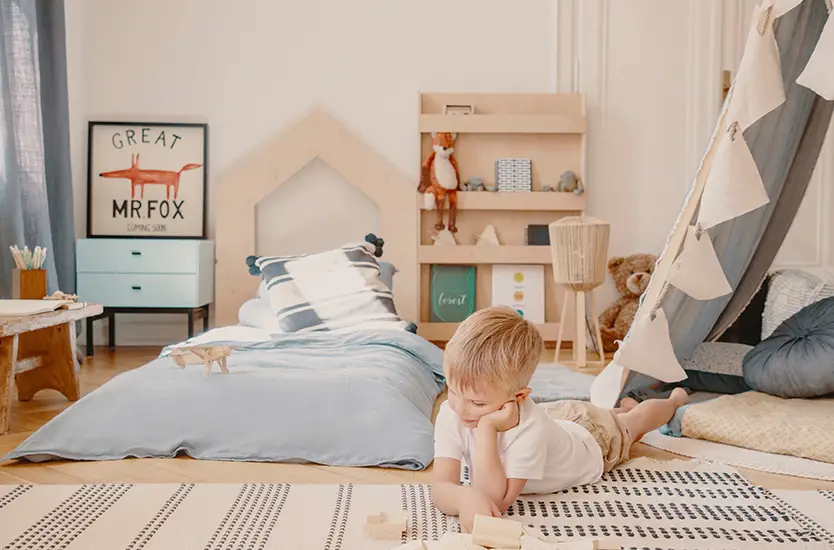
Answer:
[444, 306, 544, 394]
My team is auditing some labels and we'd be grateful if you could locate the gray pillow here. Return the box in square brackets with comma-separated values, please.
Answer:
[743, 296, 834, 398]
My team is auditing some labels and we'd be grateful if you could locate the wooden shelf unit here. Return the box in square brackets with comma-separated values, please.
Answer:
[417, 92, 588, 343]
[419, 114, 586, 134]
[456, 191, 586, 211]
[419, 245, 552, 265]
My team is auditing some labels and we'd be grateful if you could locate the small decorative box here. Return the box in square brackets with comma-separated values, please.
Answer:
[495, 158, 532, 192]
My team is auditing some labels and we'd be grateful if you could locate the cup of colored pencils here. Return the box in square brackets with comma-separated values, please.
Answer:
[9, 245, 47, 270]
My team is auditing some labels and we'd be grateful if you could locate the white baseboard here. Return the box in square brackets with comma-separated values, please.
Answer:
[76, 313, 202, 348]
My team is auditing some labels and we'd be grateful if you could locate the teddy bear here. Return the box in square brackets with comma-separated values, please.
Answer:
[599, 253, 658, 353]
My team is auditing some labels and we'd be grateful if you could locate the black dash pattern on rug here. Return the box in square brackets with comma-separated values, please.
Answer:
[503, 467, 828, 549]
[127, 483, 193, 550]
[0, 485, 32, 511]
[202, 483, 291, 550]
[324, 484, 353, 550]
[400, 484, 455, 544]
[4, 483, 132, 550]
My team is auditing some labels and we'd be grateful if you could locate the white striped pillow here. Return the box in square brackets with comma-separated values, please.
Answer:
[248, 238, 409, 334]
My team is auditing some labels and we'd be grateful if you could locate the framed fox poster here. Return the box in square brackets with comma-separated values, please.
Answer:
[86, 121, 208, 238]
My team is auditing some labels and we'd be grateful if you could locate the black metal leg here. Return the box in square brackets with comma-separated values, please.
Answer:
[187, 310, 194, 339]
[86, 318, 94, 357]
[108, 312, 115, 349]
[203, 304, 210, 332]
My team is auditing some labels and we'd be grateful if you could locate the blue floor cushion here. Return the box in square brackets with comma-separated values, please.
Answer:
[743, 296, 834, 398]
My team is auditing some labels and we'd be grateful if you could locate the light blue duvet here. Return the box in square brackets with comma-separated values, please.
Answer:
[4, 327, 446, 470]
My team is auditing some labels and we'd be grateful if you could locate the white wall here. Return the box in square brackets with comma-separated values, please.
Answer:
[69, 0, 829, 346]
[65, 0, 559, 345]
[560, 0, 721, 309]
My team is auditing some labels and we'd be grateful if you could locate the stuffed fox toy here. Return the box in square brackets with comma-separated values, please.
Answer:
[418, 132, 461, 232]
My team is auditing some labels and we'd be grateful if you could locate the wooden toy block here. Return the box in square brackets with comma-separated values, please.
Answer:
[590, 541, 622, 550]
[520, 534, 560, 549]
[460, 534, 488, 550]
[432, 533, 474, 550]
[365, 510, 408, 540]
[551, 541, 594, 550]
[471, 515, 524, 549]
[392, 541, 426, 550]
[523, 539, 618, 550]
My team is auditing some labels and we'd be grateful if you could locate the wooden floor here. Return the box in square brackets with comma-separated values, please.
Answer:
[1, 346, 832, 491]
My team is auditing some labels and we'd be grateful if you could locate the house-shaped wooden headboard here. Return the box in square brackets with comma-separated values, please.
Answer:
[214, 108, 418, 327]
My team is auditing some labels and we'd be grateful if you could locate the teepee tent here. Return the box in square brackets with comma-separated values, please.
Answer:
[591, 0, 834, 407]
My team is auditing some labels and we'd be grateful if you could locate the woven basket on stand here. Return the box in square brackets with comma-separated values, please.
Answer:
[548, 215, 610, 368]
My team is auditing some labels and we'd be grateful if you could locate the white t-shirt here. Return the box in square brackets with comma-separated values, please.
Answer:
[434, 399, 604, 495]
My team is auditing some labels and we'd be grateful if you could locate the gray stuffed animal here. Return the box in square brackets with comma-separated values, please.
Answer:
[558, 170, 584, 195]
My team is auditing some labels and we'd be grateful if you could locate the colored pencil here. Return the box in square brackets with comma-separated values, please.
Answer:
[8, 245, 47, 270]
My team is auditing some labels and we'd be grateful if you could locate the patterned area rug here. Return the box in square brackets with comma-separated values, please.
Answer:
[0, 459, 832, 550]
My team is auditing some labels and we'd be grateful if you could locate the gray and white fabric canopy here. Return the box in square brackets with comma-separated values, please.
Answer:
[591, 0, 834, 406]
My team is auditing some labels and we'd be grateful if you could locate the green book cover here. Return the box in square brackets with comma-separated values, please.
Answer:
[430, 265, 476, 322]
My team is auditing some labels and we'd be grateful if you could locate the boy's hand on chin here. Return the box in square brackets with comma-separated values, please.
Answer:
[478, 400, 520, 432]
[458, 489, 501, 533]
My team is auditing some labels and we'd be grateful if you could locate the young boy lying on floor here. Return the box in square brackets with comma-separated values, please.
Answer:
[430, 306, 688, 532]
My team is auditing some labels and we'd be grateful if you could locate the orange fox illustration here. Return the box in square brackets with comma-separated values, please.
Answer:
[99, 153, 202, 200]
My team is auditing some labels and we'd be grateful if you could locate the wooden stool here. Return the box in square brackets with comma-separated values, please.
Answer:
[554, 288, 605, 369]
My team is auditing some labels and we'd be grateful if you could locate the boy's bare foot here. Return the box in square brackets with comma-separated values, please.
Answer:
[619, 397, 639, 411]
[619, 387, 690, 443]
[670, 387, 689, 407]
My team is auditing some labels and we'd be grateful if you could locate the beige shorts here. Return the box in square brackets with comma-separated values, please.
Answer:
[542, 400, 634, 472]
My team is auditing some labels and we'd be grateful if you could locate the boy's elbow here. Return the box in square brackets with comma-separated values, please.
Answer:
[429, 481, 459, 515]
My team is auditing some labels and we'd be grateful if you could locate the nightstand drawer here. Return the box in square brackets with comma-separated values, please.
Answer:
[77, 273, 207, 308]
[76, 239, 210, 274]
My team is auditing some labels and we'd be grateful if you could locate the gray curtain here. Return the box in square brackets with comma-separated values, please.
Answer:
[0, 0, 74, 299]
[622, 0, 833, 398]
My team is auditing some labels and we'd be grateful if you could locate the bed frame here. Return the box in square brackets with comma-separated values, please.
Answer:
[213, 108, 418, 327]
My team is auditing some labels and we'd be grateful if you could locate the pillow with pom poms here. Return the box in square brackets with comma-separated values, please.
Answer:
[244, 234, 411, 334]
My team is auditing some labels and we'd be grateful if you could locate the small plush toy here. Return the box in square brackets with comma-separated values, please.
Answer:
[468, 177, 484, 191]
[558, 170, 584, 195]
[418, 132, 461, 232]
[599, 253, 658, 353]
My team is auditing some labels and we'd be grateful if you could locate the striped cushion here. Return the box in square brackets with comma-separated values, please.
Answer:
[762, 269, 834, 339]
[251, 241, 409, 334]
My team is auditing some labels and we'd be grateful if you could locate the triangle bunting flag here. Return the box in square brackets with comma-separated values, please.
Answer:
[667, 225, 733, 301]
[725, 1, 787, 131]
[609, 307, 687, 385]
[697, 127, 770, 230]
[797, 10, 834, 100]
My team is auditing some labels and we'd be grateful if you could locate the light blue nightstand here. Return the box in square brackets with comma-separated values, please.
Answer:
[76, 238, 215, 355]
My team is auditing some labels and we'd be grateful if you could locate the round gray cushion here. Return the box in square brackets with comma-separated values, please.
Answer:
[742, 296, 834, 398]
